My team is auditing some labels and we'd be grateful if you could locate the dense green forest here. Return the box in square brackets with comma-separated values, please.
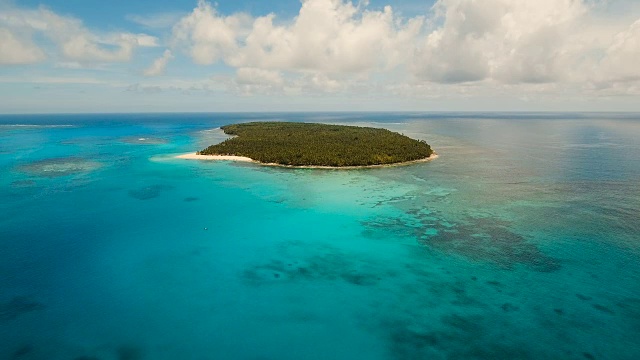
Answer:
[199, 122, 434, 167]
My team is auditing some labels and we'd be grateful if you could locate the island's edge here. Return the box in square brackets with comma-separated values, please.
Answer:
[175, 152, 438, 169]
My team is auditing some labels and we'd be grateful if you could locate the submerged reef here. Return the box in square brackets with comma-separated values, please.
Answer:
[0, 296, 45, 322]
[17, 157, 101, 178]
[363, 212, 560, 272]
[128, 184, 174, 200]
[243, 249, 394, 287]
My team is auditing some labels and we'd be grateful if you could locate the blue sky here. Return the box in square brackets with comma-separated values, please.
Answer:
[1, 0, 639, 113]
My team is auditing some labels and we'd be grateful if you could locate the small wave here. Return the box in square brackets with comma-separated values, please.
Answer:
[120, 136, 168, 145]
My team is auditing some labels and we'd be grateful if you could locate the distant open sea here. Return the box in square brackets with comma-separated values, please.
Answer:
[1, 113, 639, 360]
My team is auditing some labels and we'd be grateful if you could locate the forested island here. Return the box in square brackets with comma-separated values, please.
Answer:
[196, 122, 434, 167]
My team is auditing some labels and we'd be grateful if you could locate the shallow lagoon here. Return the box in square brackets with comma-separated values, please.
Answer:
[1, 113, 639, 359]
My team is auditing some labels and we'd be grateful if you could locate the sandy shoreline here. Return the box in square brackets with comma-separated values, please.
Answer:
[175, 153, 255, 162]
[175, 152, 438, 169]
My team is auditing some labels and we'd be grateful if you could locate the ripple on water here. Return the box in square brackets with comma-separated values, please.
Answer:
[120, 136, 168, 145]
[10, 180, 36, 188]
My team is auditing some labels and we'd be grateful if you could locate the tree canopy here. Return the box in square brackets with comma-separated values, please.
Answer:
[199, 122, 433, 167]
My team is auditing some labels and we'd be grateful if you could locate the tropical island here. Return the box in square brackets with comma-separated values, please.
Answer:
[178, 122, 436, 168]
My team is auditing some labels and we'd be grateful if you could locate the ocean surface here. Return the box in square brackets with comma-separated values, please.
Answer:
[1, 113, 639, 360]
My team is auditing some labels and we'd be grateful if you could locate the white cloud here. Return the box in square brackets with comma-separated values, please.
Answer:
[412, 0, 590, 84]
[0, 27, 45, 64]
[228, 0, 422, 73]
[163, 0, 640, 98]
[171, 0, 249, 65]
[2, 0, 640, 107]
[595, 19, 640, 85]
[144, 49, 174, 76]
[236, 68, 283, 86]
[0, 5, 157, 63]
[172, 0, 422, 74]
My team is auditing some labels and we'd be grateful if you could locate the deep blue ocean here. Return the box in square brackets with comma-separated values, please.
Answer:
[1, 113, 639, 360]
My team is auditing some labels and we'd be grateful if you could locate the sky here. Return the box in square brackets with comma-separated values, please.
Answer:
[1, 0, 640, 113]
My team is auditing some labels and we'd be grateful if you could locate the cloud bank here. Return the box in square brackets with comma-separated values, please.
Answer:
[2, 0, 640, 107]
[142, 0, 638, 97]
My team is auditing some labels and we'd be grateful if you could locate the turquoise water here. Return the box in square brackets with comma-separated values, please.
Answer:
[1, 113, 639, 359]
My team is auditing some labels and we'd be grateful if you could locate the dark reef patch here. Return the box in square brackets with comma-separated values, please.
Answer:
[576, 294, 593, 301]
[592, 304, 615, 315]
[117, 345, 143, 360]
[0, 296, 45, 321]
[243, 257, 387, 287]
[242, 244, 395, 287]
[554, 308, 565, 315]
[363, 212, 560, 272]
[11, 345, 33, 359]
[501, 303, 519, 312]
[184, 197, 199, 202]
[128, 184, 174, 200]
[381, 314, 537, 360]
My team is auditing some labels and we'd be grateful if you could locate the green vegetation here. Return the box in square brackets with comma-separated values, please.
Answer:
[199, 122, 433, 167]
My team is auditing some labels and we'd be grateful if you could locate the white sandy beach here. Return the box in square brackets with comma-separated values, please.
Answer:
[175, 153, 255, 162]
[175, 152, 438, 169]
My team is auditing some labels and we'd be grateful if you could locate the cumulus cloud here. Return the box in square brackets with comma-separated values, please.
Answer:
[0, 27, 45, 64]
[172, 0, 421, 74]
[0, 5, 157, 63]
[229, 0, 422, 73]
[413, 0, 590, 84]
[144, 49, 174, 76]
[162, 0, 640, 96]
[595, 19, 640, 85]
[2, 0, 640, 103]
[171, 0, 249, 65]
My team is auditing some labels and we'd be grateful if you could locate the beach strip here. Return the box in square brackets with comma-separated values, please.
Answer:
[175, 152, 438, 169]
[175, 153, 255, 162]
